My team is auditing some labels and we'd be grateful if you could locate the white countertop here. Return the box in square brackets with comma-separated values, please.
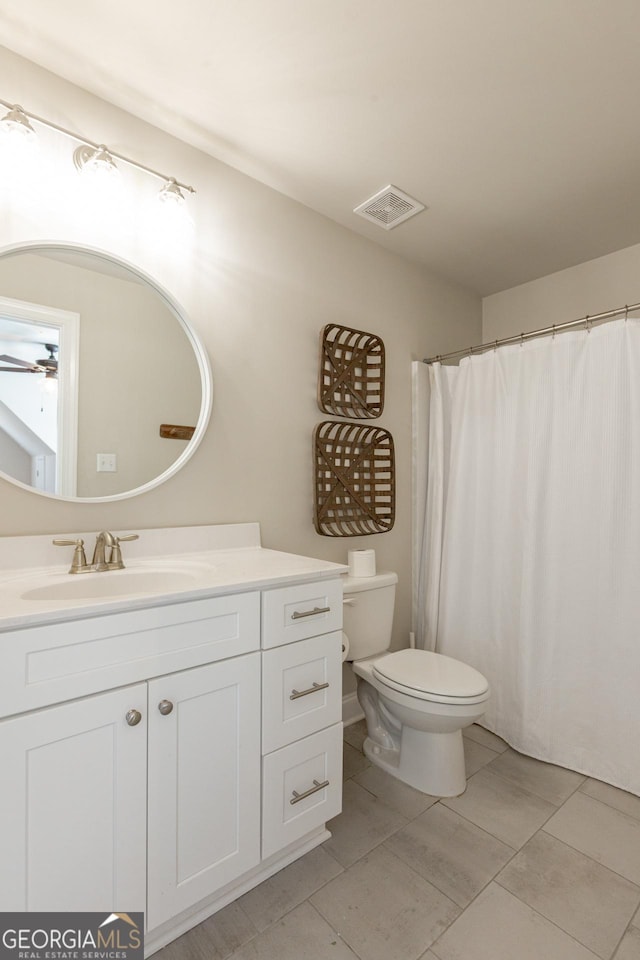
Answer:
[0, 524, 347, 632]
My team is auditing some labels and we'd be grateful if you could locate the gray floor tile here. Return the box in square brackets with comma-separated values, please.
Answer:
[353, 762, 439, 819]
[156, 900, 257, 960]
[497, 830, 640, 959]
[463, 737, 499, 777]
[430, 883, 600, 960]
[323, 778, 408, 867]
[613, 926, 640, 960]
[463, 724, 509, 754]
[342, 740, 370, 780]
[224, 902, 357, 960]
[385, 802, 514, 907]
[544, 791, 640, 885]
[442, 767, 556, 849]
[343, 719, 367, 752]
[486, 747, 585, 806]
[160, 731, 640, 960]
[581, 778, 640, 823]
[311, 845, 459, 960]
[237, 845, 343, 932]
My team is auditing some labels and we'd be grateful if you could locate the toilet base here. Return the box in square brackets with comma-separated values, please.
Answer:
[362, 725, 468, 797]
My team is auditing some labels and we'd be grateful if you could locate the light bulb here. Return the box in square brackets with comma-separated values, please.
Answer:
[158, 177, 186, 207]
[0, 104, 37, 141]
[0, 104, 39, 187]
[71, 143, 124, 227]
[147, 176, 193, 247]
[40, 372, 58, 396]
[73, 143, 120, 182]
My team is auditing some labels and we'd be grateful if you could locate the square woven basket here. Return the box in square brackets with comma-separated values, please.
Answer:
[318, 324, 385, 419]
[313, 420, 395, 536]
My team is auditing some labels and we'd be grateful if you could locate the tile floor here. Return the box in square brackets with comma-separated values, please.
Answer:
[157, 722, 640, 960]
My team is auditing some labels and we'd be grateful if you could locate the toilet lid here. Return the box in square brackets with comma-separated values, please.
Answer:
[373, 649, 489, 700]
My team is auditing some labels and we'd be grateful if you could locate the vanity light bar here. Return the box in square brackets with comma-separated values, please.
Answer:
[0, 97, 196, 196]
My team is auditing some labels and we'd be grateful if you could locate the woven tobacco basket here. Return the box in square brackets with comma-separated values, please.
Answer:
[318, 324, 385, 419]
[313, 420, 395, 536]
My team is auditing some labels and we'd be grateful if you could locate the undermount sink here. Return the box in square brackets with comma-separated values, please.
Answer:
[21, 566, 211, 602]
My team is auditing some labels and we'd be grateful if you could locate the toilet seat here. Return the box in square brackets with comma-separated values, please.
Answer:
[372, 649, 489, 705]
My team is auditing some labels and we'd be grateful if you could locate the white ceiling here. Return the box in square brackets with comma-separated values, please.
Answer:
[1, 0, 640, 295]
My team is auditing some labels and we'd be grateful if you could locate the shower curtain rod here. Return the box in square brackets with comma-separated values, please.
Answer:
[423, 300, 640, 364]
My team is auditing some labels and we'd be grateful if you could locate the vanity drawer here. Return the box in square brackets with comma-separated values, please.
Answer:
[0, 592, 260, 719]
[261, 722, 342, 859]
[262, 632, 342, 753]
[261, 579, 343, 649]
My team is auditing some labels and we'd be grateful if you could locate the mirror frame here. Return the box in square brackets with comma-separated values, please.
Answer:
[0, 241, 213, 502]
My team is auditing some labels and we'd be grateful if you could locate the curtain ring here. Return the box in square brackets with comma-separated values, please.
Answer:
[585, 314, 591, 333]
[625, 304, 629, 321]
[520, 332, 524, 347]
[552, 324, 556, 339]
[494, 339, 498, 352]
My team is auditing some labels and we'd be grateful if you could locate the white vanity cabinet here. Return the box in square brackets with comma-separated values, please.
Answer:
[0, 589, 262, 924]
[0, 549, 344, 956]
[0, 682, 148, 912]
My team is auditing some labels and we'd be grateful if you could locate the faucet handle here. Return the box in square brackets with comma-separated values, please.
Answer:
[53, 538, 90, 574]
[110, 533, 139, 570]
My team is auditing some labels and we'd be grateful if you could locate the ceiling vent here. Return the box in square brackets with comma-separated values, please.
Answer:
[353, 184, 426, 230]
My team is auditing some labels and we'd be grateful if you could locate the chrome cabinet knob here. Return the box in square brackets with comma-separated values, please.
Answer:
[158, 699, 174, 715]
[125, 709, 142, 726]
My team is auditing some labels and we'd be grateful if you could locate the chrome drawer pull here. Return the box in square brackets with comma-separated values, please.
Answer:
[289, 681, 330, 701]
[291, 605, 330, 620]
[290, 778, 330, 805]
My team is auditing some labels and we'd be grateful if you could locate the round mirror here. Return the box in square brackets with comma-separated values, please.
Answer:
[0, 243, 211, 501]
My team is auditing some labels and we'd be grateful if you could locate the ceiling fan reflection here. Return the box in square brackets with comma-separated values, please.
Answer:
[0, 343, 58, 377]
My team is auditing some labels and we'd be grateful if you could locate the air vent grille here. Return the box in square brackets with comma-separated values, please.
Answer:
[353, 185, 426, 230]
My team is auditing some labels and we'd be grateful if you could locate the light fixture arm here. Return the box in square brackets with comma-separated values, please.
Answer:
[0, 97, 195, 195]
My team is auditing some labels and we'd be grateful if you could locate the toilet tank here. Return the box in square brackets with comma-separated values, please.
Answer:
[342, 571, 398, 660]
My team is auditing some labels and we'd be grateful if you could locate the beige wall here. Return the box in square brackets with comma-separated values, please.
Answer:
[483, 243, 640, 341]
[1, 46, 481, 650]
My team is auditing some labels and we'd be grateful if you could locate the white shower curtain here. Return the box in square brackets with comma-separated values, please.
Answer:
[417, 319, 640, 795]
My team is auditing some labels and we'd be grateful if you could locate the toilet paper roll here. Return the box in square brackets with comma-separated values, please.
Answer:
[348, 548, 376, 578]
[341, 632, 350, 662]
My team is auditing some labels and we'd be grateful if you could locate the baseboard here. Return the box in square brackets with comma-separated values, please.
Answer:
[342, 691, 364, 726]
[145, 828, 330, 956]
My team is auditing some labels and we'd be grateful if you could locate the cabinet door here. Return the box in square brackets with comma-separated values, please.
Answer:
[0, 684, 147, 912]
[147, 653, 261, 930]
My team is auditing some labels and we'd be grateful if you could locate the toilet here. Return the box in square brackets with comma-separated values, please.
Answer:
[343, 571, 490, 797]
